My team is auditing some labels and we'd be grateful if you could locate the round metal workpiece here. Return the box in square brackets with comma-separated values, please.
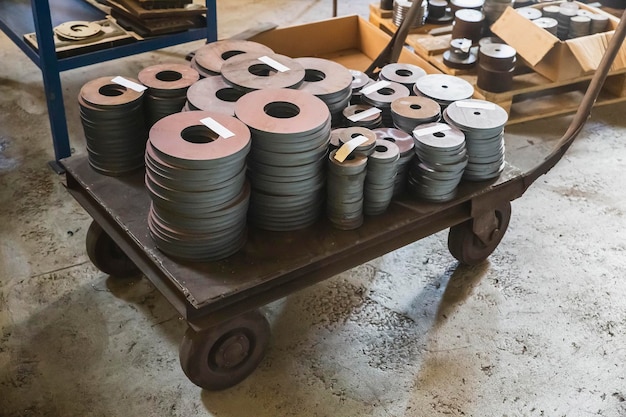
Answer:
[338, 127, 377, 157]
[450, 0, 484, 12]
[443, 38, 478, 70]
[138, 63, 200, 127]
[590, 14, 609, 34]
[516, 7, 542, 20]
[379, 63, 427, 90]
[363, 140, 400, 215]
[54, 21, 101, 40]
[451, 9, 485, 43]
[79, 76, 147, 176]
[478, 43, 516, 70]
[393, 0, 429, 28]
[482, 0, 513, 25]
[192, 40, 274, 75]
[235, 88, 331, 231]
[343, 104, 383, 129]
[362, 81, 411, 127]
[186, 76, 247, 116]
[221, 53, 305, 92]
[327, 150, 368, 230]
[427, 0, 453, 23]
[374, 127, 415, 196]
[533, 17, 559, 36]
[413, 74, 474, 108]
[391, 95, 441, 133]
[569, 15, 591, 38]
[444, 99, 508, 134]
[476, 65, 514, 93]
[541, 5, 560, 19]
[349, 69, 374, 104]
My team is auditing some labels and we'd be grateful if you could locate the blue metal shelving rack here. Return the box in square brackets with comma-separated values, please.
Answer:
[0, 0, 217, 170]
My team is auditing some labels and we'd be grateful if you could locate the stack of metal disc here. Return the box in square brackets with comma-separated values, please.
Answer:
[393, 0, 428, 28]
[390, 95, 441, 132]
[590, 13, 609, 34]
[443, 38, 478, 70]
[541, 5, 560, 20]
[329, 128, 345, 151]
[191, 39, 274, 77]
[235, 88, 331, 231]
[533, 17, 559, 36]
[516, 7, 542, 20]
[349, 70, 374, 104]
[374, 127, 415, 196]
[221, 53, 305, 93]
[379, 63, 427, 91]
[138, 63, 199, 128]
[343, 104, 383, 129]
[449, 0, 484, 12]
[54, 21, 102, 41]
[326, 150, 368, 230]
[413, 74, 474, 108]
[451, 9, 485, 43]
[557, 1, 579, 40]
[427, 0, 453, 23]
[145, 111, 251, 261]
[476, 43, 516, 93]
[361, 81, 411, 127]
[569, 15, 591, 38]
[482, 0, 513, 26]
[78, 76, 148, 176]
[443, 99, 508, 181]
[185, 75, 247, 116]
[408, 122, 468, 202]
[338, 127, 378, 157]
[364, 140, 400, 215]
[295, 57, 353, 127]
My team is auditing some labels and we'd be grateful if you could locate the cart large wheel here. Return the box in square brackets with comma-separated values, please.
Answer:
[180, 310, 270, 390]
[448, 201, 512, 265]
[86, 220, 140, 278]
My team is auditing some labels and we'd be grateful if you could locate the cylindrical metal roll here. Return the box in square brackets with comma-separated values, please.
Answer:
[221, 53, 306, 92]
[79, 76, 147, 176]
[476, 43, 516, 93]
[191, 39, 274, 76]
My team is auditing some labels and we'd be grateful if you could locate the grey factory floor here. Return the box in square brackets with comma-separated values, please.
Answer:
[1, 1, 626, 416]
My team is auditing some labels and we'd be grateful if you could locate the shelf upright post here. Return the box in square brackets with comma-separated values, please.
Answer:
[31, 0, 72, 171]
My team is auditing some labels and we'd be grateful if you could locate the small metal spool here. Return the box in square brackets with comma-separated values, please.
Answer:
[590, 14, 609, 34]
[192, 39, 274, 76]
[451, 9, 485, 44]
[443, 38, 478, 69]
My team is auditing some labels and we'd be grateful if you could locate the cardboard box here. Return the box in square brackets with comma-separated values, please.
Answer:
[249, 15, 440, 74]
[491, 2, 626, 81]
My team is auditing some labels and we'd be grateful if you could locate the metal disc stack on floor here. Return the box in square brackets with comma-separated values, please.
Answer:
[413, 73, 474, 108]
[221, 53, 305, 92]
[362, 81, 411, 127]
[349, 69, 374, 104]
[443, 99, 508, 181]
[342, 104, 383, 129]
[326, 150, 368, 230]
[374, 127, 415, 196]
[191, 39, 274, 77]
[145, 111, 251, 261]
[235, 88, 331, 231]
[185, 75, 247, 116]
[379, 63, 427, 91]
[78, 76, 148, 176]
[408, 122, 468, 202]
[390, 95, 441, 133]
[295, 57, 353, 127]
[363, 139, 400, 215]
[138, 63, 199, 128]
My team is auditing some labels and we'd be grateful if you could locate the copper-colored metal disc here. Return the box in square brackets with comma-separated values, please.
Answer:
[193, 39, 274, 74]
[221, 53, 305, 92]
[79, 76, 144, 108]
[138, 63, 199, 91]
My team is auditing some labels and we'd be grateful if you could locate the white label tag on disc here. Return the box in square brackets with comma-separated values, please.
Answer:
[258, 55, 289, 72]
[414, 124, 451, 137]
[361, 80, 391, 95]
[456, 100, 496, 110]
[200, 117, 235, 138]
[334, 136, 369, 162]
[111, 76, 146, 92]
[347, 107, 382, 122]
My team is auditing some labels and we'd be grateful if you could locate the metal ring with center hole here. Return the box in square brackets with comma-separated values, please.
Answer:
[221, 53, 305, 92]
[186, 76, 247, 116]
[193, 39, 274, 75]
[391, 95, 441, 132]
[54, 21, 102, 40]
[379, 63, 427, 89]
[338, 126, 377, 157]
[342, 104, 383, 129]
[80, 76, 144, 108]
[413, 74, 474, 107]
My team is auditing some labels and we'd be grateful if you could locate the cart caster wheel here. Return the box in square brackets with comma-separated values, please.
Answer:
[179, 310, 270, 390]
[86, 220, 140, 278]
[448, 201, 511, 265]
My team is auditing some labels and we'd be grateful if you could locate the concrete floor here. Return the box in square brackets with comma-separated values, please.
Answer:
[1, 1, 626, 416]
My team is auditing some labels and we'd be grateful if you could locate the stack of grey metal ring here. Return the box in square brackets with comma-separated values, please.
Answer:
[78, 76, 148, 176]
[326, 150, 368, 230]
[235, 88, 331, 231]
[349, 69, 374, 104]
[338, 127, 378, 157]
[374, 127, 415, 196]
[363, 140, 400, 215]
[476, 43, 516, 93]
[408, 122, 468, 202]
[185, 75, 247, 116]
[413, 73, 474, 108]
[145, 111, 251, 261]
[379, 63, 427, 92]
[343, 104, 383, 129]
[443, 99, 508, 181]
[362, 81, 411, 127]
[390, 95, 441, 133]
[221, 53, 306, 92]
[138, 63, 199, 128]
[393, 0, 429, 28]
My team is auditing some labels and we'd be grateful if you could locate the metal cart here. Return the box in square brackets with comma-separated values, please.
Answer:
[60, 9, 626, 391]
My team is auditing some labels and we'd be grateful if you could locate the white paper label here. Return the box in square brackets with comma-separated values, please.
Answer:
[347, 107, 382, 122]
[200, 117, 235, 138]
[334, 136, 369, 162]
[361, 80, 391, 95]
[413, 124, 451, 137]
[111, 76, 146, 92]
[258, 55, 289, 72]
[456, 100, 496, 110]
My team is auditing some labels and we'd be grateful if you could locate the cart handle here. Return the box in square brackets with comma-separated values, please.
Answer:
[523, 8, 626, 189]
